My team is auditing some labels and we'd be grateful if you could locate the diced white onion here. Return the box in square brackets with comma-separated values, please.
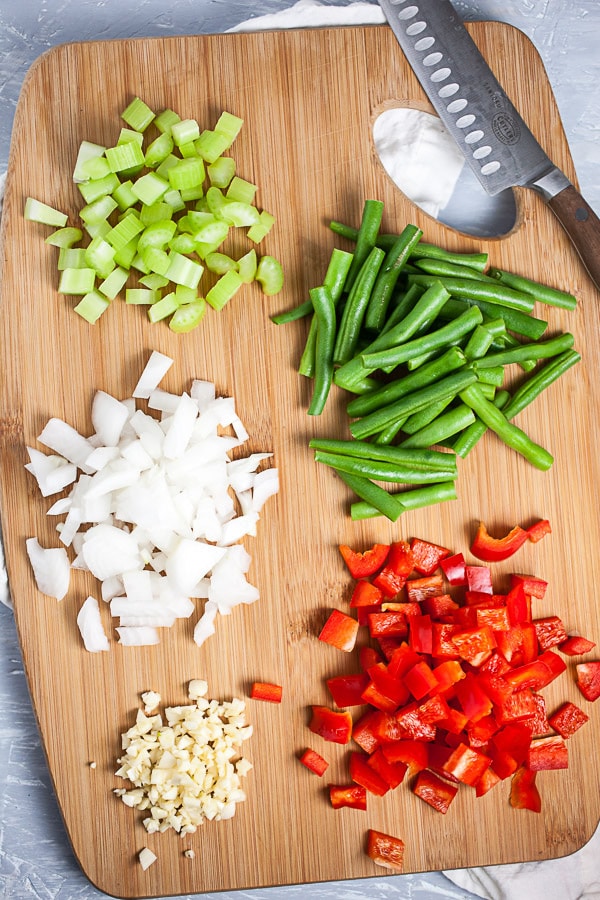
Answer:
[25, 538, 70, 601]
[132, 350, 174, 399]
[77, 596, 110, 652]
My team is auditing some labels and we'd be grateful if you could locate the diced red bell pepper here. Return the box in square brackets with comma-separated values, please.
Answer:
[366, 662, 410, 708]
[352, 709, 382, 754]
[492, 723, 532, 767]
[510, 573, 548, 600]
[377, 636, 405, 661]
[432, 659, 466, 693]
[450, 625, 497, 667]
[454, 672, 493, 722]
[576, 661, 600, 701]
[367, 747, 407, 789]
[359, 646, 383, 670]
[538, 649, 567, 681]
[309, 705, 353, 744]
[527, 735, 568, 771]
[476, 606, 511, 631]
[349, 751, 390, 796]
[534, 616, 569, 651]
[356, 604, 382, 627]
[526, 519, 552, 543]
[506, 582, 531, 626]
[366, 829, 405, 871]
[465, 590, 505, 609]
[408, 615, 433, 655]
[339, 542, 390, 579]
[416, 693, 451, 724]
[410, 537, 451, 575]
[413, 769, 458, 814]
[327, 672, 370, 708]
[496, 687, 538, 725]
[510, 766, 541, 812]
[465, 565, 493, 594]
[403, 659, 438, 700]
[370, 709, 410, 744]
[250, 682, 283, 703]
[528, 692, 550, 738]
[329, 783, 367, 810]
[440, 552, 467, 586]
[386, 642, 421, 679]
[405, 574, 444, 603]
[495, 623, 537, 666]
[372, 540, 414, 598]
[393, 703, 437, 742]
[470, 521, 529, 562]
[504, 658, 555, 693]
[421, 593, 460, 618]
[382, 738, 429, 773]
[559, 634, 597, 656]
[350, 579, 384, 608]
[319, 608, 359, 652]
[368, 610, 408, 640]
[475, 765, 501, 797]
[431, 623, 461, 660]
[467, 714, 499, 748]
[438, 707, 470, 735]
[476, 671, 513, 708]
[439, 741, 492, 787]
[548, 701, 589, 738]
[299, 748, 329, 776]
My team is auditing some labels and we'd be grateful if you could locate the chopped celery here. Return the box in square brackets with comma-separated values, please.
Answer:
[145, 133, 174, 168]
[138, 220, 177, 251]
[214, 111, 243, 143]
[99, 266, 129, 299]
[24, 197, 68, 227]
[169, 234, 197, 254]
[139, 201, 174, 226]
[148, 292, 178, 323]
[78, 172, 120, 204]
[84, 236, 116, 278]
[179, 141, 200, 159]
[179, 185, 206, 203]
[174, 284, 197, 304]
[79, 195, 118, 225]
[154, 108, 181, 135]
[163, 189, 185, 212]
[169, 299, 207, 333]
[139, 247, 170, 276]
[171, 119, 200, 147]
[125, 288, 159, 305]
[73, 290, 111, 323]
[58, 247, 87, 270]
[72, 141, 106, 183]
[207, 156, 236, 188]
[106, 140, 145, 173]
[221, 201, 260, 228]
[105, 213, 144, 251]
[255, 256, 284, 296]
[195, 130, 230, 164]
[237, 249, 257, 283]
[83, 220, 112, 240]
[80, 156, 111, 181]
[131, 172, 169, 206]
[166, 252, 204, 289]
[112, 180, 138, 211]
[167, 157, 205, 191]
[206, 270, 243, 311]
[191, 219, 229, 246]
[139, 273, 169, 290]
[205, 252, 237, 275]
[248, 210, 275, 243]
[226, 177, 257, 205]
[58, 267, 96, 294]
[45, 227, 83, 248]
[121, 97, 155, 132]
[118, 128, 144, 147]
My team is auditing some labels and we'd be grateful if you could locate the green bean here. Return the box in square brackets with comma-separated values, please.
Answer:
[488, 267, 577, 310]
[308, 438, 457, 473]
[335, 470, 404, 521]
[334, 281, 451, 389]
[346, 346, 467, 418]
[333, 246, 386, 365]
[459, 383, 553, 470]
[473, 332, 574, 369]
[476, 365, 504, 387]
[412, 243, 489, 272]
[313, 451, 456, 485]
[413, 257, 496, 282]
[437, 297, 547, 341]
[464, 324, 495, 361]
[407, 273, 536, 313]
[361, 306, 483, 372]
[350, 481, 457, 520]
[400, 403, 476, 449]
[343, 199, 384, 292]
[380, 284, 424, 335]
[298, 249, 355, 377]
[350, 369, 477, 440]
[501, 349, 581, 420]
[364, 225, 423, 331]
[329, 220, 359, 242]
[307, 286, 336, 416]
[374, 418, 408, 445]
[400, 396, 453, 435]
[451, 390, 510, 458]
[271, 249, 353, 325]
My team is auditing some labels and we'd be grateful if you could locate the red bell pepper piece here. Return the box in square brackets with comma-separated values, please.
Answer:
[250, 682, 283, 703]
[440, 552, 467, 586]
[352, 709, 382, 754]
[438, 742, 492, 787]
[367, 747, 407, 789]
[356, 604, 382, 628]
[299, 748, 329, 776]
[421, 593, 460, 618]
[416, 693, 452, 724]
[438, 707, 470, 735]
[450, 625, 497, 667]
[470, 521, 529, 562]
[413, 769, 458, 814]
[465, 565, 493, 594]
[393, 703, 437, 741]
[526, 518, 551, 543]
[339, 542, 390, 579]
[349, 751, 390, 796]
[528, 692, 550, 737]
[327, 672, 370, 707]
[510, 766, 541, 812]
[318, 608, 359, 652]
[410, 537, 451, 575]
[467, 714, 499, 748]
[382, 739, 429, 774]
[431, 659, 466, 693]
[350, 579, 384, 608]
[408, 615, 433, 655]
[559, 634, 597, 656]
[377, 635, 405, 660]
[370, 710, 410, 744]
[403, 659, 438, 700]
[372, 540, 414, 598]
[454, 672, 493, 722]
[506, 582, 531, 626]
[538, 649, 567, 681]
[510, 573, 548, 600]
[575, 661, 600, 701]
[431, 623, 461, 660]
[366, 829, 405, 871]
[548, 701, 589, 738]
[329, 783, 367, 810]
[504, 658, 555, 693]
[309, 706, 352, 744]
[405, 574, 444, 603]
[534, 615, 569, 651]
[359, 646, 383, 670]
[475, 765, 501, 797]
[527, 735, 568, 771]
[476, 606, 511, 632]
[368, 610, 408, 640]
[366, 662, 410, 708]
[496, 687, 538, 725]
[387, 642, 421, 679]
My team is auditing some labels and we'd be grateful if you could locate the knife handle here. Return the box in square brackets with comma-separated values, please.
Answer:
[547, 185, 600, 292]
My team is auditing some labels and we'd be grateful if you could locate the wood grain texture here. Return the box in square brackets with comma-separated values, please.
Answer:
[0, 23, 599, 898]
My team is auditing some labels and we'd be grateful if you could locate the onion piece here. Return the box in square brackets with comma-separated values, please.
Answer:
[25, 538, 70, 600]
[132, 350, 173, 399]
[77, 596, 110, 652]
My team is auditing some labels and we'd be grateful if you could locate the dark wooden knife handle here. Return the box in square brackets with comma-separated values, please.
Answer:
[547, 185, 600, 292]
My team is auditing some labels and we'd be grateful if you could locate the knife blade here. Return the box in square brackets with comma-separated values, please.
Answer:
[377, 0, 600, 291]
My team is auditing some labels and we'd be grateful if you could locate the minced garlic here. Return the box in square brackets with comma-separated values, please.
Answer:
[114, 681, 253, 835]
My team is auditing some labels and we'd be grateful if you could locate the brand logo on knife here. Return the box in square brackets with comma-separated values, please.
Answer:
[492, 112, 521, 146]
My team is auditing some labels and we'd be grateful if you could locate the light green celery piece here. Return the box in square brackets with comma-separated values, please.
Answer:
[121, 97, 155, 132]
[105, 213, 145, 251]
[206, 270, 243, 311]
[154, 108, 181, 135]
[85, 236, 116, 278]
[237, 249, 257, 283]
[156, 154, 179, 179]
[220, 201, 260, 228]
[131, 172, 169, 206]
[105, 140, 145, 174]
[194, 239, 223, 259]
[78, 172, 120, 204]
[130, 253, 151, 275]
[145, 132, 174, 168]
[140, 247, 170, 276]
[247, 210, 275, 243]
[215, 111, 243, 142]
[24, 197, 68, 227]
[167, 157, 205, 191]
[79, 195, 118, 225]
[169, 233, 197, 254]
[45, 227, 83, 248]
[163, 189, 185, 213]
[207, 156, 236, 188]
[138, 219, 177, 250]
[58, 247, 87, 270]
[195, 129, 230, 164]
[111, 180, 138, 212]
[80, 156, 111, 181]
[118, 128, 144, 147]
[171, 118, 200, 147]
[113, 238, 138, 269]
[83, 219, 111, 240]
[226, 176, 257, 204]
[139, 201, 174, 226]
[72, 141, 106, 183]
[205, 252, 238, 275]
[174, 284, 197, 304]
[169, 299, 207, 333]
[192, 219, 230, 245]
[73, 290, 111, 323]
[99, 266, 129, 299]
[179, 185, 205, 203]
[148, 292, 178, 323]
[58, 267, 97, 294]
[125, 288, 159, 305]
[165, 252, 204, 289]
[139, 273, 169, 290]
[255, 256, 283, 296]
[179, 141, 200, 159]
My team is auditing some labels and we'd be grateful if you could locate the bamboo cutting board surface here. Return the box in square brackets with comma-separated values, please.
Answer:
[1, 22, 599, 898]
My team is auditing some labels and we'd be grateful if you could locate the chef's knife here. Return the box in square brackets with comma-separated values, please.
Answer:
[377, 0, 600, 291]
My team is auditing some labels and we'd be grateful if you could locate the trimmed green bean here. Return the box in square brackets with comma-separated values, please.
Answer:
[349, 369, 477, 440]
[411, 243, 488, 272]
[473, 332, 574, 369]
[313, 451, 456, 484]
[459, 383, 553, 470]
[307, 286, 336, 416]
[335, 470, 403, 521]
[374, 418, 408, 445]
[333, 246, 385, 365]
[308, 438, 457, 473]
[400, 403, 476, 449]
[451, 390, 510, 458]
[271, 248, 352, 325]
[476, 365, 504, 387]
[407, 273, 536, 313]
[400, 396, 453, 435]
[413, 257, 495, 282]
[343, 199, 384, 292]
[464, 324, 495, 361]
[488, 267, 577, 310]
[364, 225, 423, 331]
[350, 481, 457, 520]
[298, 248, 355, 377]
[502, 349, 581, 420]
[437, 297, 547, 341]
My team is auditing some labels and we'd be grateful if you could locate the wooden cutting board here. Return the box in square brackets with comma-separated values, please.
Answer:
[1, 22, 599, 899]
